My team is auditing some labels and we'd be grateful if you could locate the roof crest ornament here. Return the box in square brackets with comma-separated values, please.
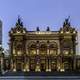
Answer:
[16, 15, 23, 27]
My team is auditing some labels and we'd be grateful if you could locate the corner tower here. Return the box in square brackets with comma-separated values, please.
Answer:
[59, 18, 77, 71]
[9, 17, 27, 71]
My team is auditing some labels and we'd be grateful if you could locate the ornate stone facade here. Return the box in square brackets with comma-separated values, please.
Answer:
[8, 17, 80, 73]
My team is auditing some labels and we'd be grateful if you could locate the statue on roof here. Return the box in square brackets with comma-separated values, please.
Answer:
[36, 27, 40, 31]
[46, 26, 50, 31]
[63, 16, 71, 27]
[16, 16, 23, 27]
[9, 16, 27, 34]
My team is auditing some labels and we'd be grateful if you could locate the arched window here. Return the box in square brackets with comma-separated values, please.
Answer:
[16, 44, 23, 56]
[62, 40, 72, 55]
[51, 60, 57, 71]
[63, 49, 70, 55]
[62, 58, 73, 71]
[29, 43, 37, 55]
[49, 42, 57, 55]
[29, 58, 36, 71]
[63, 62, 70, 71]
[39, 43, 47, 55]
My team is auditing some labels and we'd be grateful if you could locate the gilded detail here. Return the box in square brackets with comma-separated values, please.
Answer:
[6, 17, 80, 73]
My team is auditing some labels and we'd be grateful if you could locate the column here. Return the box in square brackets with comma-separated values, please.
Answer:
[46, 59, 49, 72]
[26, 48, 29, 55]
[73, 56, 76, 71]
[35, 58, 40, 72]
[57, 40, 60, 55]
[47, 44, 49, 55]
[13, 62, 16, 72]
[26, 58, 29, 72]
[46, 58, 51, 72]
[47, 48, 49, 55]
[57, 56, 61, 72]
[37, 46, 39, 55]
[49, 59, 51, 72]
[37, 49, 39, 55]
[1, 57, 4, 74]
[23, 56, 26, 72]
[25, 47, 30, 72]
[46, 45, 51, 72]
[11, 59, 13, 71]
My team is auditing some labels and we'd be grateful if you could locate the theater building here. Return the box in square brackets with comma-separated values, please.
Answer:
[8, 17, 80, 73]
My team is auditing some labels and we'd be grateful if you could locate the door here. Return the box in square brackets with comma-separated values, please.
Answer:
[51, 63, 57, 71]
[40, 63, 45, 72]
[30, 63, 35, 71]
[17, 63, 22, 71]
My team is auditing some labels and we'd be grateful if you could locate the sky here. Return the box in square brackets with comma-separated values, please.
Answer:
[0, 0, 80, 50]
